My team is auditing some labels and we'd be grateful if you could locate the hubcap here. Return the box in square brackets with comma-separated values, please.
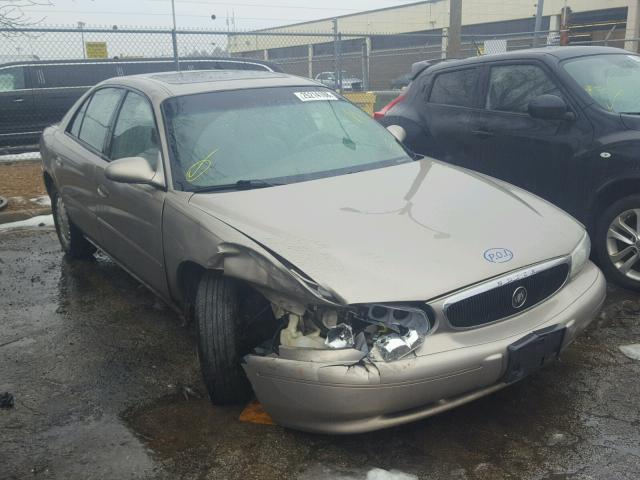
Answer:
[55, 196, 72, 250]
[606, 208, 640, 281]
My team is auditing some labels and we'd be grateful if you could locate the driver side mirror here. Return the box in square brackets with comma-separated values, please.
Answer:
[528, 94, 575, 121]
[105, 156, 165, 188]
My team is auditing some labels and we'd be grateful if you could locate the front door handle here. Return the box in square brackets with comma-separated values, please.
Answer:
[471, 129, 494, 139]
[97, 185, 110, 198]
[12, 98, 25, 103]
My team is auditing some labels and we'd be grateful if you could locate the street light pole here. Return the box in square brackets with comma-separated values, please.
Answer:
[170, 0, 180, 70]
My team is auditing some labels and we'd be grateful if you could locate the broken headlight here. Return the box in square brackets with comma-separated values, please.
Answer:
[569, 232, 591, 279]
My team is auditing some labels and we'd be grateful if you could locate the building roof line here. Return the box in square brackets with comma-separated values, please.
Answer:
[248, 0, 439, 33]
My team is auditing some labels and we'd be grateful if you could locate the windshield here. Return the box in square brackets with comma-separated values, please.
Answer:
[563, 54, 640, 113]
[162, 87, 409, 191]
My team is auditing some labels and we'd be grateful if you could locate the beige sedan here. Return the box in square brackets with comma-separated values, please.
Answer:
[41, 70, 605, 433]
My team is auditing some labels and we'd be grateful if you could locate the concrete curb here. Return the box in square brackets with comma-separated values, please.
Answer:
[0, 207, 52, 225]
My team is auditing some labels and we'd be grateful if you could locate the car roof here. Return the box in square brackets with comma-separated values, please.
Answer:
[425, 46, 632, 73]
[0, 56, 280, 69]
[100, 69, 321, 99]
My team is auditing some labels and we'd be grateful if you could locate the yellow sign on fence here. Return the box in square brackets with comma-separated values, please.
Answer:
[85, 42, 108, 59]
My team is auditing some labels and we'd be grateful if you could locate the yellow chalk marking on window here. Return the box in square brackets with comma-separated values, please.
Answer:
[186, 149, 218, 183]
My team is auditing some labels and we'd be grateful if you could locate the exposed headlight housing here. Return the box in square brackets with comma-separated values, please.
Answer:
[569, 232, 591, 279]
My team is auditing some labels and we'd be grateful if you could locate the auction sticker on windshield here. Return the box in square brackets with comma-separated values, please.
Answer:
[294, 91, 338, 102]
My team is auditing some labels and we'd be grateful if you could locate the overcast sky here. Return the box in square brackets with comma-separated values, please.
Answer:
[20, 0, 425, 30]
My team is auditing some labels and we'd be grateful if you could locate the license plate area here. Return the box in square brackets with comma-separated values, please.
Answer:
[503, 324, 566, 384]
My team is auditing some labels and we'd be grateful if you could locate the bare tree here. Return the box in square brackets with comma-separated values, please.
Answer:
[0, 0, 51, 31]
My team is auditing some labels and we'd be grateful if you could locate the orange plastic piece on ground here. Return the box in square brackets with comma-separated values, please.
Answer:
[239, 400, 275, 425]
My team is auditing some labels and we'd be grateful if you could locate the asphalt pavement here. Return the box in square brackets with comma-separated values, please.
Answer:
[1, 227, 639, 480]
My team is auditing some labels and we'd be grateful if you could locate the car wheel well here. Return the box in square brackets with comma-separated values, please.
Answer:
[177, 261, 209, 315]
[43, 171, 55, 196]
[591, 179, 640, 231]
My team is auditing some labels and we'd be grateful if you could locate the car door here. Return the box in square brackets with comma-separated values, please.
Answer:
[56, 87, 125, 242]
[94, 89, 168, 296]
[468, 62, 593, 216]
[418, 66, 481, 169]
[0, 65, 35, 146]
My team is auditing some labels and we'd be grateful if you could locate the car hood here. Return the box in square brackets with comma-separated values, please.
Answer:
[190, 159, 583, 304]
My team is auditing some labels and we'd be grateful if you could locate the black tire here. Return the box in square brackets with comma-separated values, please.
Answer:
[51, 188, 96, 259]
[195, 272, 251, 405]
[594, 194, 640, 291]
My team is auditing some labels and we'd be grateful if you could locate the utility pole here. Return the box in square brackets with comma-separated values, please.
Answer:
[533, 0, 545, 47]
[560, 3, 571, 46]
[446, 0, 462, 59]
[171, 0, 180, 70]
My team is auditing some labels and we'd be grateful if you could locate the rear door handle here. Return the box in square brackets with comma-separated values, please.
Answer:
[12, 98, 25, 103]
[97, 185, 110, 198]
[471, 129, 494, 139]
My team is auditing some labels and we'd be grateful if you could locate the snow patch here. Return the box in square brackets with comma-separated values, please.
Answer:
[619, 344, 640, 361]
[29, 195, 51, 207]
[0, 214, 54, 231]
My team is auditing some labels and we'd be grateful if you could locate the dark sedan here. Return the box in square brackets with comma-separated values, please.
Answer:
[377, 46, 640, 291]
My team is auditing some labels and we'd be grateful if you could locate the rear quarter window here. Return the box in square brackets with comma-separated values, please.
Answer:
[428, 68, 479, 107]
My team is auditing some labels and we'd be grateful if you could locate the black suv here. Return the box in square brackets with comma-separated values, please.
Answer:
[377, 46, 640, 291]
[0, 57, 281, 151]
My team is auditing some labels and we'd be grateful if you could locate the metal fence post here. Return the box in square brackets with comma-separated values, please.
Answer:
[361, 38, 369, 91]
[171, 29, 180, 70]
[441, 27, 449, 59]
[337, 32, 342, 91]
[332, 18, 339, 90]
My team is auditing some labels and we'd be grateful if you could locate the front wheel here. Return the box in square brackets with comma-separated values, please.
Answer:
[51, 189, 96, 259]
[594, 194, 640, 291]
[195, 273, 251, 405]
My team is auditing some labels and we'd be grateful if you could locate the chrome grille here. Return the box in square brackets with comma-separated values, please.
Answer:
[444, 260, 570, 329]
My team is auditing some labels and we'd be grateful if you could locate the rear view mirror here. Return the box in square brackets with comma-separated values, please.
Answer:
[528, 94, 574, 121]
[386, 124, 407, 143]
[105, 156, 164, 188]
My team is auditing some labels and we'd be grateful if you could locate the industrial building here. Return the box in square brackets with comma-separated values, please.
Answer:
[229, 0, 638, 90]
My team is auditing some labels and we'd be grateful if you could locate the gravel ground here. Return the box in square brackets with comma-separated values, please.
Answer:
[1, 227, 639, 480]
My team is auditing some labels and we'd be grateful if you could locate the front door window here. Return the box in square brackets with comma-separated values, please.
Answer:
[486, 64, 561, 113]
[109, 91, 159, 163]
[0, 67, 26, 92]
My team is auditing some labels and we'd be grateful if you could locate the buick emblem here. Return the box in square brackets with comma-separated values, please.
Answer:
[512, 286, 527, 309]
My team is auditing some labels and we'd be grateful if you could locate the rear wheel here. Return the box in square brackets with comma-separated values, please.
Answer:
[595, 194, 640, 291]
[195, 272, 251, 405]
[51, 189, 96, 259]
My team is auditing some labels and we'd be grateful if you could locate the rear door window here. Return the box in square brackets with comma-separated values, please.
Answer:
[428, 68, 479, 107]
[0, 66, 26, 92]
[109, 91, 159, 162]
[486, 64, 562, 113]
[78, 88, 124, 153]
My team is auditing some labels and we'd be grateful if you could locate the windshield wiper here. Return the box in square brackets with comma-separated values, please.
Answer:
[191, 179, 282, 193]
[620, 112, 640, 115]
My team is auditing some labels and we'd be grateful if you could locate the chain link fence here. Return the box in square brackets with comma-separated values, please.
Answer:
[0, 23, 638, 156]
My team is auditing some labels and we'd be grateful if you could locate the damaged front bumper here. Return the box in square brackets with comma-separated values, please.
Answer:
[242, 261, 606, 434]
